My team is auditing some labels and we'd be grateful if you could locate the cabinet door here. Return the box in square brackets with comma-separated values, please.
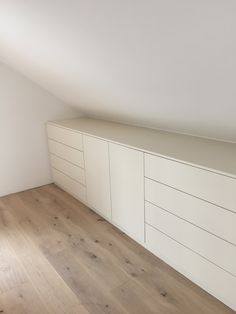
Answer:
[84, 135, 111, 219]
[109, 143, 144, 243]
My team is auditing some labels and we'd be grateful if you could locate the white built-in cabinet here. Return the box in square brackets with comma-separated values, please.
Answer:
[109, 143, 144, 242]
[83, 135, 111, 219]
[47, 118, 236, 311]
[83, 136, 144, 241]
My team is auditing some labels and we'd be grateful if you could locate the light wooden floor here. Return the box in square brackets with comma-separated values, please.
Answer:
[0, 184, 234, 314]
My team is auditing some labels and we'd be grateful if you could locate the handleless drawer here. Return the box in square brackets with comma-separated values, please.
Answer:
[48, 139, 84, 168]
[145, 178, 236, 245]
[145, 224, 236, 311]
[47, 124, 83, 151]
[145, 201, 236, 276]
[50, 154, 85, 185]
[145, 154, 236, 212]
[52, 168, 86, 203]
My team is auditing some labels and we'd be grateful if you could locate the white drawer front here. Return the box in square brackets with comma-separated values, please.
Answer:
[145, 154, 236, 212]
[48, 139, 84, 168]
[145, 178, 236, 245]
[145, 202, 236, 276]
[145, 224, 236, 311]
[52, 168, 86, 203]
[50, 154, 85, 185]
[47, 124, 83, 150]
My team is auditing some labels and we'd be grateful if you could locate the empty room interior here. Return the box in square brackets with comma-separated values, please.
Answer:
[0, 1, 236, 313]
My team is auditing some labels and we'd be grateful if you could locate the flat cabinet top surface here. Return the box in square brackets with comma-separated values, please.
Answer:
[48, 118, 236, 178]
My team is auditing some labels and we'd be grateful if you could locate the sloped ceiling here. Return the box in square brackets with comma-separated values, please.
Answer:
[0, 0, 236, 142]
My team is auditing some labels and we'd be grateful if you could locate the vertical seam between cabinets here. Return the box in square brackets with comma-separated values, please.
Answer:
[46, 137, 54, 183]
[143, 152, 146, 243]
[108, 142, 113, 221]
[82, 134, 88, 202]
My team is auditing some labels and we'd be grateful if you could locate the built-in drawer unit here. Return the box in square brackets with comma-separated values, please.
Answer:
[46, 118, 236, 311]
[52, 168, 86, 203]
[47, 124, 83, 150]
[145, 178, 236, 245]
[48, 139, 84, 168]
[145, 153, 236, 212]
[145, 224, 236, 311]
[50, 154, 85, 186]
[145, 201, 236, 276]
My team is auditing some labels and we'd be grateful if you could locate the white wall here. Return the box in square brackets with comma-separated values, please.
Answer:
[0, 0, 236, 142]
[0, 62, 81, 197]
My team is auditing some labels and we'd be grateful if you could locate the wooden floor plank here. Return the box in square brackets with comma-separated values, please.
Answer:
[0, 184, 234, 314]
[0, 197, 89, 314]
[35, 185, 234, 314]
[111, 279, 170, 314]
[0, 282, 49, 314]
[46, 249, 128, 314]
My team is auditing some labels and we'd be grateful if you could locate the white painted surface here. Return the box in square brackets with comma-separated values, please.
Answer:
[145, 154, 236, 212]
[48, 140, 84, 168]
[47, 124, 83, 150]
[0, 62, 80, 197]
[47, 119, 236, 310]
[0, 1, 236, 142]
[109, 143, 144, 243]
[83, 135, 111, 219]
[145, 179, 236, 245]
[50, 154, 85, 185]
[145, 202, 236, 276]
[52, 168, 86, 203]
[48, 119, 236, 178]
[145, 224, 236, 311]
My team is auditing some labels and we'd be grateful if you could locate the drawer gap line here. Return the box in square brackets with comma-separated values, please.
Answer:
[48, 137, 84, 152]
[146, 222, 236, 278]
[52, 167, 86, 187]
[50, 153, 85, 170]
[145, 200, 236, 247]
[145, 177, 236, 215]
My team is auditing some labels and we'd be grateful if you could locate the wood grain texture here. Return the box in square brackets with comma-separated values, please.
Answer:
[0, 184, 234, 314]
